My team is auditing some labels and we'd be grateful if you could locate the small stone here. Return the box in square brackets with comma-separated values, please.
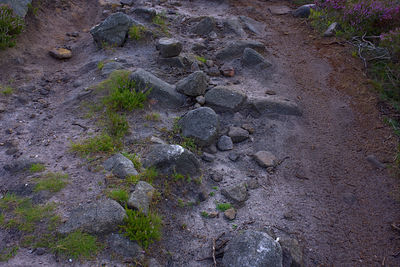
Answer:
[208, 211, 219, 218]
[228, 126, 249, 143]
[128, 181, 155, 215]
[196, 95, 206, 105]
[203, 144, 217, 154]
[194, 103, 201, 108]
[241, 124, 254, 134]
[206, 60, 214, 67]
[221, 65, 235, 77]
[157, 38, 183, 58]
[104, 153, 138, 179]
[198, 188, 208, 202]
[217, 135, 233, 151]
[269, 6, 292, 15]
[254, 151, 277, 168]
[191, 62, 200, 71]
[210, 172, 223, 182]
[221, 183, 248, 203]
[202, 152, 216, 162]
[246, 178, 260, 189]
[265, 90, 276, 95]
[35, 248, 46, 256]
[207, 66, 221, 77]
[228, 152, 240, 162]
[150, 136, 165, 144]
[224, 208, 236, 220]
[107, 233, 143, 261]
[120, 0, 134, 6]
[176, 71, 208, 96]
[242, 48, 271, 68]
[323, 22, 339, 37]
[366, 154, 385, 169]
[49, 48, 72, 59]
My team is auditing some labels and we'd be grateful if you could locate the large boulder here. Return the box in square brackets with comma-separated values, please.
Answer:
[223, 230, 283, 267]
[143, 144, 200, 177]
[179, 107, 219, 146]
[59, 199, 126, 235]
[157, 38, 182, 58]
[176, 71, 208, 97]
[104, 153, 138, 178]
[0, 0, 31, 17]
[191, 17, 215, 36]
[127, 181, 155, 215]
[249, 96, 302, 116]
[239, 16, 265, 35]
[90, 12, 136, 47]
[205, 86, 247, 112]
[129, 68, 185, 108]
[215, 40, 265, 61]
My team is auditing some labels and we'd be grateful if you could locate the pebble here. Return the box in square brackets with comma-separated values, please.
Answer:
[196, 95, 206, 105]
[217, 135, 234, 151]
[224, 208, 236, 220]
[49, 48, 72, 59]
[202, 152, 216, 162]
[221, 65, 235, 77]
[253, 151, 277, 168]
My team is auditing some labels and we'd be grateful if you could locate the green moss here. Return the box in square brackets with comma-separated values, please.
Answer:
[52, 231, 99, 260]
[34, 172, 69, 193]
[195, 56, 207, 64]
[107, 189, 129, 205]
[29, 163, 46, 173]
[70, 133, 117, 156]
[0, 85, 13, 96]
[216, 202, 232, 212]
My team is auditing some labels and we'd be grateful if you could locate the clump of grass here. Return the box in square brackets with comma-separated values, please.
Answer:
[216, 202, 232, 212]
[129, 25, 146, 40]
[34, 172, 68, 193]
[195, 56, 207, 64]
[0, 4, 25, 50]
[0, 246, 18, 262]
[29, 163, 45, 173]
[97, 61, 105, 70]
[127, 167, 158, 185]
[200, 211, 209, 218]
[105, 111, 129, 139]
[120, 209, 162, 249]
[52, 231, 99, 260]
[0, 85, 13, 96]
[121, 152, 142, 170]
[172, 172, 185, 181]
[108, 189, 129, 205]
[70, 133, 117, 156]
[145, 112, 161, 121]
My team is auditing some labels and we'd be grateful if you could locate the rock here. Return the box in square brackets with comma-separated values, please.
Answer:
[150, 136, 166, 145]
[3, 158, 42, 174]
[179, 107, 219, 146]
[191, 62, 200, 71]
[223, 230, 283, 267]
[59, 199, 126, 235]
[210, 172, 223, 182]
[176, 71, 208, 96]
[142, 144, 200, 177]
[207, 66, 221, 77]
[269, 6, 292, 15]
[90, 12, 135, 47]
[157, 38, 183, 58]
[191, 17, 215, 36]
[120, 0, 133, 6]
[241, 123, 255, 134]
[217, 135, 233, 151]
[132, 7, 157, 21]
[292, 4, 315, 18]
[280, 237, 304, 267]
[205, 86, 247, 112]
[366, 154, 385, 169]
[223, 18, 246, 36]
[228, 152, 240, 162]
[242, 48, 271, 68]
[202, 152, 216, 162]
[221, 65, 235, 77]
[208, 211, 219, 218]
[224, 208, 236, 220]
[158, 56, 185, 68]
[239, 16, 264, 35]
[254, 151, 277, 168]
[228, 126, 249, 143]
[127, 181, 155, 215]
[35, 247, 46, 255]
[104, 153, 138, 179]
[198, 187, 208, 202]
[246, 178, 260, 189]
[129, 68, 185, 108]
[249, 96, 302, 116]
[216, 40, 265, 61]
[206, 60, 214, 67]
[148, 258, 162, 267]
[221, 183, 247, 203]
[323, 22, 338, 37]
[0, 0, 31, 17]
[196, 95, 205, 105]
[107, 233, 144, 260]
[101, 61, 123, 76]
[49, 48, 72, 60]
[192, 42, 207, 52]
[203, 144, 217, 154]
[194, 103, 201, 108]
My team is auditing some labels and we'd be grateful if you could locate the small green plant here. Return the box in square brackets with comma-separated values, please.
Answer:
[70, 133, 117, 156]
[0, 4, 25, 50]
[200, 211, 209, 218]
[0, 246, 18, 262]
[127, 167, 158, 185]
[216, 202, 232, 212]
[172, 172, 185, 181]
[120, 209, 162, 249]
[108, 189, 129, 205]
[121, 152, 142, 170]
[212, 186, 218, 190]
[145, 112, 161, 121]
[52, 231, 99, 260]
[209, 191, 215, 197]
[105, 111, 129, 139]
[129, 25, 146, 40]
[232, 224, 238, 230]
[97, 61, 105, 70]
[34, 172, 68, 193]
[0, 85, 13, 96]
[195, 56, 207, 64]
[181, 137, 199, 154]
[27, 2, 39, 16]
[177, 198, 185, 208]
[29, 163, 45, 173]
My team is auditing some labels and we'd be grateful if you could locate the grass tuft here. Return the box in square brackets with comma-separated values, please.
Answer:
[29, 163, 45, 173]
[52, 231, 99, 260]
[34, 172, 68, 193]
[70, 133, 117, 156]
[216, 202, 232, 212]
[107, 189, 129, 205]
[129, 25, 146, 40]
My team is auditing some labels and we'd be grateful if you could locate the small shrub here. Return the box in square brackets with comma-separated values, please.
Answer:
[121, 152, 142, 170]
[52, 231, 99, 259]
[0, 85, 13, 96]
[34, 172, 68, 193]
[29, 163, 45, 173]
[200, 211, 209, 218]
[0, 4, 24, 50]
[216, 202, 232, 212]
[172, 172, 185, 181]
[127, 167, 158, 185]
[120, 209, 162, 249]
[145, 112, 161, 121]
[129, 25, 146, 40]
[105, 111, 129, 139]
[108, 189, 129, 205]
[70, 133, 116, 156]
[209, 191, 215, 197]
[0, 246, 18, 262]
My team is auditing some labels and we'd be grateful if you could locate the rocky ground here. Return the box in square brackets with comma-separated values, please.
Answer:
[0, 0, 400, 266]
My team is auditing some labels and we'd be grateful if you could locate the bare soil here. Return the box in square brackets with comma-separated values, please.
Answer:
[0, 0, 399, 266]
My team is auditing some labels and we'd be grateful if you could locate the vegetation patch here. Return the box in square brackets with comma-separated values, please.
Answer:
[195, 56, 207, 64]
[29, 163, 45, 173]
[0, 85, 13, 96]
[107, 188, 129, 205]
[127, 167, 158, 185]
[34, 172, 69, 193]
[145, 112, 161, 121]
[216, 202, 232, 212]
[121, 152, 142, 170]
[0, 4, 24, 50]
[71, 133, 117, 156]
[0, 246, 18, 262]
[52, 231, 100, 260]
[129, 25, 147, 40]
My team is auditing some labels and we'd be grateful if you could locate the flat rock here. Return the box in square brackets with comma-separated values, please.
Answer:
[221, 183, 247, 203]
[127, 181, 155, 215]
[176, 71, 208, 96]
[269, 6, 292, 15]
[293, 4, 315, 18]
[242, 48, 271, 68]
[216, 40, 265, 61]
[179, 107, 219, 146]
[104, 153, 138, 179]
[49, 48, 72, 60]
[239, 16, 265, 35]
[223, 18, 246, 36]
[254, 151, 277, 168]
[228, 126, 249, 143]
[129, 68, 185, 108]
[143, 144, 200, 177]
[59, 199, 126, 235]
[191, 17, 215, 36]
[107, 233, 144, 260]
[223, 230, 283, 267]
[217, 135, 233, 151]
[323, 22, 338, 37]
[131, 7, 157, 21]
[157, 38, 182, 58]
[205, 86, 247, 112]
[249, 96, 302, 116]
[101, 61, 123, 76]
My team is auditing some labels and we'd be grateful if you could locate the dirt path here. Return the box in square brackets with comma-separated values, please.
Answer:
[1, 0, 399, 266]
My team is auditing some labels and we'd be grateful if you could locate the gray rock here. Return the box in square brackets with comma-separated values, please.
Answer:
[143, 144, 200, 177]
[120, 0, 133, 6]
[3, 158, 42, 174]
[179, 107, 219, 146]
[128, 181, 155, 215]
[228, 126, 249, 143]
[90, 12, 136, 47]
[323, 22, 338, 37]
[221, 183, 247, 203]
[191, 17, 215, 36]
[202, 152, 216, 162]
[196, 95, 206, 105]
[254, 151, 277, 168]
[228, 152, 240, 162]
[148, 258, 162, 267]
[176, 71, 208, 96]
[101, 61, 123, 76]
[223, 18, 246, 36]
[158, 56, 185, 68]
[280, 237, 304, 267]
[132, 7, 157, 21]
[223, 230, 283, 267]
[217, 135, 234, 151]
[269, 6, 292, 15]
[292, 4, 315, 18]
[205, 86, 247, 112]
[242, 48, 272, 68]
[249, 96, 302, 116]
[59, 199, 126, 235]
[157, 38, 183, 58]
[210, 172, 223, 182]
[104, 153, 138, 179]
[129, 68, 185, 108]
[207, 66, 221, 77]
[215, 40, 265, 61]
[107, 233, 144, 260]
[203, 143, 218, 154]
[239, 16, 264, 35]
[0, 0, 31, 17]
[366, 154, 385, 169]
